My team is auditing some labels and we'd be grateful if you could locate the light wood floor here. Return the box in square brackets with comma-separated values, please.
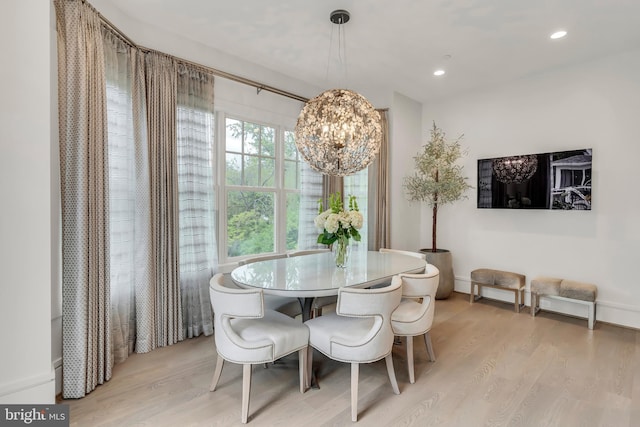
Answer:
[63, 292, 640, 426]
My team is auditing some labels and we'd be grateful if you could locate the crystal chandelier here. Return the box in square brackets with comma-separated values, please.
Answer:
[492, 155, 539, 184]
[294, 10, 382, 176]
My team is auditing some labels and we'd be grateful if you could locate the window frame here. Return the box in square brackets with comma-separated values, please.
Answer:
[216, 111, 301, 264]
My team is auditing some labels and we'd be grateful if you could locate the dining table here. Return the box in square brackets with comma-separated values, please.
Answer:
[231, 250, 426, 321]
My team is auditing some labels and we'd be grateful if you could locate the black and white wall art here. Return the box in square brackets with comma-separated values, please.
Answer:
[478, 148, 592, 210]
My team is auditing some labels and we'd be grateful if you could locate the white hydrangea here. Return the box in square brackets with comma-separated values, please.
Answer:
[324, 213, 340, 234]
[314, 194, 365, 246]
[348, 211, 364, 229]
[314, 209, 331, 230]
[338, 211, 351, 229]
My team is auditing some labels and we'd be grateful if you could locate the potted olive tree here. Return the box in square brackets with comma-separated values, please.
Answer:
[404, 122, 472, 299]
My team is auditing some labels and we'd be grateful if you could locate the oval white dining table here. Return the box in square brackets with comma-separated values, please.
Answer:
[231, 250, 426, 321]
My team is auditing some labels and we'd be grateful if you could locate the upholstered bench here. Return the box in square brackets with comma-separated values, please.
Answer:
[531, 277, 597, 329]
[470, 268, 525, 312]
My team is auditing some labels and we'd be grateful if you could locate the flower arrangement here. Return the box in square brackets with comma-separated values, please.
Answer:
[314, 192, 363, 267]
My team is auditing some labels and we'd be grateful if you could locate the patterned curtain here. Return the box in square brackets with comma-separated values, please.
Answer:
[296, 163, 324, 249]
[55, 0, 111, 398]
[369, 109, 390, 250]
[104, 29, 135, 364]
[55, 0, 218, 398]
[145, 52, 183, 347]
[176, 64, 216, 338]
[103, 31, 155, 362]
[130, 49, 155, 354]
[344, 169, 368, 251]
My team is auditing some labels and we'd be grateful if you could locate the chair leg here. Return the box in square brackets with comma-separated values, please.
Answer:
[241, 364, 252, 424]
[351, 363, 359, 422]
[298, 348, 307, 393]
[210, 354, 224, 392]
[385, 354, 400, 395]
[306, 346, 314, 389]
[406, 336, 415, 384]
[424, 331, 436, 362]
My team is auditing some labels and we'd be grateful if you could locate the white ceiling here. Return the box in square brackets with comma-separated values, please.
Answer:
[91, 0, 640, 104]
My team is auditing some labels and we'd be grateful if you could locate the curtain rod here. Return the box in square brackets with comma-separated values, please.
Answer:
[96, 6, 309, 103]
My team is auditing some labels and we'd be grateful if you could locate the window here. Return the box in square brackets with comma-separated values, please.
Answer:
[221, 115, 307, 261]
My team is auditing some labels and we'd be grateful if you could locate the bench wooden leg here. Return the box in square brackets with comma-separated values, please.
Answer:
[588, 302, 595, 330]
[469, 282, 475, 304]
[531, 292, 537, 317]
[518, 288, 525, 313]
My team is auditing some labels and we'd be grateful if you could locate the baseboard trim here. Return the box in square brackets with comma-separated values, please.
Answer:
[0, 369, 55, 403]
[53, 357, 62, 397]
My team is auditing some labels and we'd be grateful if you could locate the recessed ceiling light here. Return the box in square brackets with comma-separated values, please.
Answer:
[550, 30, 567, 39]
[433, 69, 445, 76]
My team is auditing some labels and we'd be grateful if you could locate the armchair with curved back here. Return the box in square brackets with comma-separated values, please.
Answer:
[304, 279, 403, 422]
[390, 264, 440, 384]
[208, 273, 309, 423]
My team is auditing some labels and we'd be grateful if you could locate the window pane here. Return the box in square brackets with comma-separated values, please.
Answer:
[286, 193, 300, 250]
[225, 118, 242, 153]
[225, 153, 242, 185]
[284, 159, 298, 189]
[296, 164, 324, 250]
[261, 158, 275, 187]
[244, 123, 259, 155]
[243, 155, 260, 186]
[261, 126, 275, 156]
[284, 130, 297, 160]
[227, 191, 275, 257]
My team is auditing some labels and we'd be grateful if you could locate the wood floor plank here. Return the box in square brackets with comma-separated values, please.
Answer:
[63, 292, 640, 426]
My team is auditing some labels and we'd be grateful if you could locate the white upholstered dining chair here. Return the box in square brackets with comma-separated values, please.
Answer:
[209, 274, 309, 423]
[390, 265, 439, 384]
[305, 279, 403, 422]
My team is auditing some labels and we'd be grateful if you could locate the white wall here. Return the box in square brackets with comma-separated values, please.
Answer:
[389, 92, 423, 250]
[0, 0, 55, 403]
[423, 49, 640, 328]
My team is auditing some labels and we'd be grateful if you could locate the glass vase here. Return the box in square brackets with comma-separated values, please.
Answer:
[333, 237, 351, 268]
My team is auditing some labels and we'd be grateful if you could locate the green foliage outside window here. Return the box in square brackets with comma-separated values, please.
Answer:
[225, 119, 301, 257]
